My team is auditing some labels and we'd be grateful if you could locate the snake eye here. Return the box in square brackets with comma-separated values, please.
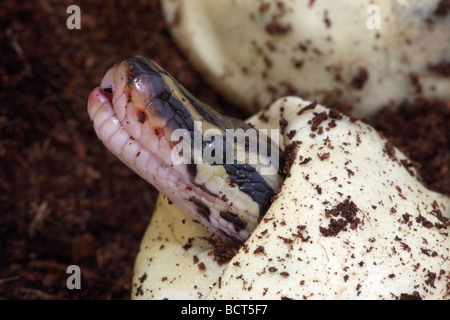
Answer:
[138, 111, 146, 123]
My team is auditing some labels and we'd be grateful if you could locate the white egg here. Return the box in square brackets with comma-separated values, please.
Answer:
[132, 97, 450, 300]
[161, 0, 450, 117]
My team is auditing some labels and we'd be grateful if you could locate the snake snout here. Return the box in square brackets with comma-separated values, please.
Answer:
[110, 56, 173, 130]
[119, 56, 173, 108]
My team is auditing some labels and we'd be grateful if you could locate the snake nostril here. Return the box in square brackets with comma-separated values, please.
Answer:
[101, 87, 113, 104]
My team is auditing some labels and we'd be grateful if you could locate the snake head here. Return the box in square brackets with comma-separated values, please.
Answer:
[88, 56, 284, 247]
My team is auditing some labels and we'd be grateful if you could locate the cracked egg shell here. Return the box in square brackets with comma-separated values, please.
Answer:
[132, 97, 449, 300]
[161, 0, 450, 117]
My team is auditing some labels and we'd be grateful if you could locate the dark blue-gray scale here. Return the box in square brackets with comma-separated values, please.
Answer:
[220, 211, 248, 232]
[167, 95, 195, 132]
[148, 97, 195, 134]
[223, 162, 275, 216]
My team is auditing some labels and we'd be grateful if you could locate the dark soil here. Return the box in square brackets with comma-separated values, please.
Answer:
[0, 1, 448, 299]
